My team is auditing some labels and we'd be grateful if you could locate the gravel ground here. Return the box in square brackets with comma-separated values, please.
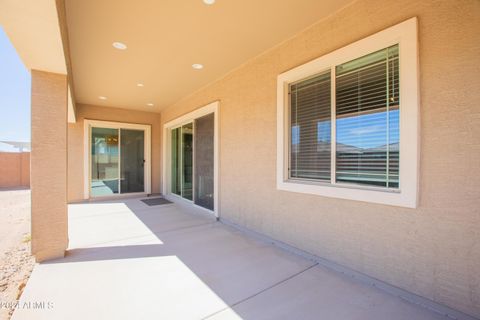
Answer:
[0, 188, 34, 320]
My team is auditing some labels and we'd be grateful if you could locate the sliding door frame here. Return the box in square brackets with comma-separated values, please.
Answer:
[83, 119, 152, 199]
[162, 101, 219, 217]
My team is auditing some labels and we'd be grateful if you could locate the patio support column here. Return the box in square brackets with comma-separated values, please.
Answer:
[30, 70, 68, 262]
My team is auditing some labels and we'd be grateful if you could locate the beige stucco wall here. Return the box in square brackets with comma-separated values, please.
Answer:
[20, 152, 30, 187]
[160, 0, 480, 317]
[67, 104, 161, 202]
[0, 152, 30, 188]
[31, 70, 68, 262]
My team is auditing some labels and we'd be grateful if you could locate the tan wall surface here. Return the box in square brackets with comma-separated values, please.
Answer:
[160, 0, 480, 317]
[0, 152, 30, 188]
[67, 104, 161, 202]
[31, 70, 68, 262]
[21, 152, 30, 186]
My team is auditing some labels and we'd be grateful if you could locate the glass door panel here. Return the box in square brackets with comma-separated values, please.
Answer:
[169, 115, 214, 210]
[194, 114, 214, 210]
[91, 127, 119, 196]
[171, 127, 182, 196]
[120, 129, 145, 193]
[182, 123, 193, 200]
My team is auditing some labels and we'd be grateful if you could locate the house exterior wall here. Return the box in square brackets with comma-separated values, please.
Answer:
[0, 152, 30, 188]
[160, 0, 480, 317]
[67, 104, 161, 202]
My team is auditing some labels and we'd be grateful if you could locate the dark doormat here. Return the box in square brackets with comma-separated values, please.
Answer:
[141, 197, 173, 206]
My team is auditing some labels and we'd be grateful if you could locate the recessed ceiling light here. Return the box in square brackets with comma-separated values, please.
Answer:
[203, 0, 215, 4]
[192, 63, 204, 70]
[98, 96, 107, 100]
[112, 42, 127, 50]
[137, 83, 144, 87]
[147, 103, 154, 107]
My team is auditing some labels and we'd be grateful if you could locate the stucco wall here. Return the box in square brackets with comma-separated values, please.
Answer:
[160, 0, 480, 317]
[67, 104, 161, 202]
[0, 152, 30, 188]
[31, 70, 68, 262]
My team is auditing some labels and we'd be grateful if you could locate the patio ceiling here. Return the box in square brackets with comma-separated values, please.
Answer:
[65, 0, 355, 112]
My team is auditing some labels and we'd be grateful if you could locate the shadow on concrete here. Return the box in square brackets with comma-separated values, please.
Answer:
[46, 244, 169, 263]
[0, 186, 30, 191]
[46, 197, 316, 316]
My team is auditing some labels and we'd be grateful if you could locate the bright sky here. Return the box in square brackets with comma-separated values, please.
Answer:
[0, 26, 31, 152]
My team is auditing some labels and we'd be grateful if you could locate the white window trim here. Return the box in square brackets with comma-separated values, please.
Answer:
[276, 17, 419, 208]
[162, 101, 220, 217]
[83, 119, 152, 199]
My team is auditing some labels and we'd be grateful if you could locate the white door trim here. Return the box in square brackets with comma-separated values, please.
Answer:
[83, 119, 152, 199]
[162, 101, 220, 217]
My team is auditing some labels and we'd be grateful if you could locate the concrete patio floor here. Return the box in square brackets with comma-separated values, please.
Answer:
[12, 197, 447, 320]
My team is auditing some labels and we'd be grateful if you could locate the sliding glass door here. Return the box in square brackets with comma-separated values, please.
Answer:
[120, 129, 145, 193]
[171, 127, 182, 196]
[91, 128, 120, 196]
[182, 123, 193, 200]
[170, 113, 214, 211]
[89, 123, 149, 197]
[171, 122, 194, 201]
[194, 114, 214, 210]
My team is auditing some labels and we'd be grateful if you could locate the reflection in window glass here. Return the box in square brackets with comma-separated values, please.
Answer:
[194, 114, 214, 210]
[91, 127, 119, 196]
[182, 123, 193, 200]
[335, 45, 399, 188]
[171, 127, 182, 196]
[289, 72, 331, 181]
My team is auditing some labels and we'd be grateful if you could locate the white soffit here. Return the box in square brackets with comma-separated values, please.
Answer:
[0, 0, 67, 74]
[0, 0, 76, 122]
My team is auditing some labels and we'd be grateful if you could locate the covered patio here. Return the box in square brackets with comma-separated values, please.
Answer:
[1, 0, 479, 319]
[13, 197, 446, 320]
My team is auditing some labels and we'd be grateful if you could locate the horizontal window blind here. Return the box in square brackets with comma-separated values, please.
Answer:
[290, 72, 331, 181]
[335, 45, 399, 188]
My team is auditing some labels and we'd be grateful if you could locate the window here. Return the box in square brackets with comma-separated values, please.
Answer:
[277, 18, 419, 208]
